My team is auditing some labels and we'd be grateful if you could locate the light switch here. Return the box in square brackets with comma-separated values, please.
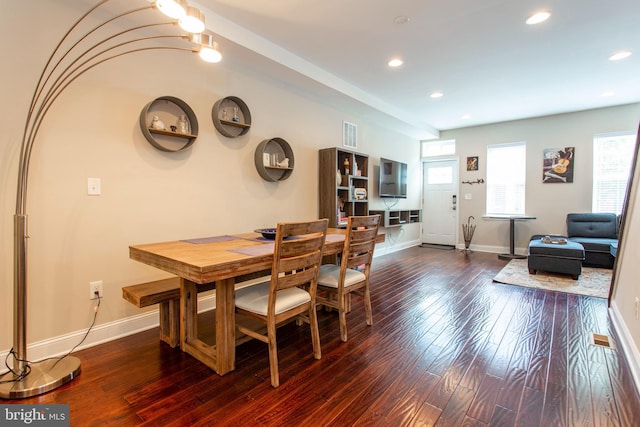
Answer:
[464, 193, 472, 200]
[88, 178, 101, 195]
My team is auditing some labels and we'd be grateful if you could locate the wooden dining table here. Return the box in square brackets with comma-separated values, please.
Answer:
[129, 228, 382, 375]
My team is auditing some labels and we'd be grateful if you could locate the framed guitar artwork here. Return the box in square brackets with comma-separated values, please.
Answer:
[542, 146, 575, 183]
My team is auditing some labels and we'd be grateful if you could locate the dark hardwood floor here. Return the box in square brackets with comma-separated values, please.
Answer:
[5, 247, 640, 426]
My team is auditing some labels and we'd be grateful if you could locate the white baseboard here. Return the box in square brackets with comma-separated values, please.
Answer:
[0, 294, 216, 374]
[609, 301, 640, 394]
[374, 238, 421, 257]
[455, 243, 529, 256]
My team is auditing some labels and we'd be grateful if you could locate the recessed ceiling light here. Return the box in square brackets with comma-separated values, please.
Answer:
[526, 11, 551, 25]
[609, 51, 632, 61]
[461, 114, 471, 120]
[430, 91, 444, 99]
[388, 58, 403, 67]
[601, 91, 615, 97]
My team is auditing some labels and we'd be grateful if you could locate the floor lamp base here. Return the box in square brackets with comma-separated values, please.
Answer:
[0, 356, 81, 399]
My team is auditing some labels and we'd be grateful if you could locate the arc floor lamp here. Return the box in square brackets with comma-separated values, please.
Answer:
[0, 0, 221, 399]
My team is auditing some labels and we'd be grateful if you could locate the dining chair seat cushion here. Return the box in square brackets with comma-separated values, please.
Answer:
[235, 282, 311, 316]
[318, 264, 366, 288]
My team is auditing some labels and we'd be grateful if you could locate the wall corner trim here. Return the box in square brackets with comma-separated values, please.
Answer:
[610, 301, 640, 395]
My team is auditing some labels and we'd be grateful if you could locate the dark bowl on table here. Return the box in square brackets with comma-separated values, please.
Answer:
[254, 228, 277, 239]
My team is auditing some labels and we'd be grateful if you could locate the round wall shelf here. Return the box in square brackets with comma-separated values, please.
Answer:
[254, 138, 294, 182]
[212, 96, 252, 138]
[139, 96, 198, 152]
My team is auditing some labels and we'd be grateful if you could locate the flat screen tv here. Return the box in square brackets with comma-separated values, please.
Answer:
[379, 158, 407, 198]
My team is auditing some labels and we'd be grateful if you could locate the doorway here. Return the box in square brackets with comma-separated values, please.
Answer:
[422, 159, 459, 247]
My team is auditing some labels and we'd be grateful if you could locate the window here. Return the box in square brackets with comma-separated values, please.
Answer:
[486, 142, 526, 215]
[593, 131, 635, 214]
[427, 165, 454, 185]
[421, 139, 455, 157]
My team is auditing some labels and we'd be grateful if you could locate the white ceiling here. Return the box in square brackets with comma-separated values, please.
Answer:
[194, 0, 640, 139]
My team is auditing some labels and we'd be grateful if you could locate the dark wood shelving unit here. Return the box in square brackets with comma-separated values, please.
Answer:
[369, 209, 422, 228]
[319, 147, 369, 228]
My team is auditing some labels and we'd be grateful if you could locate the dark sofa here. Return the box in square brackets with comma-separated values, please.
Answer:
[566, 213, 618, 268]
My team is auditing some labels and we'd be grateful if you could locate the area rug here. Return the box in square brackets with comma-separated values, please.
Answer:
[492, 258, 612, 298]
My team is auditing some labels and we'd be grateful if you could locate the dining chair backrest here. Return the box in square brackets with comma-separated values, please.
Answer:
[315, 214, 380, 342]
[340, 215, 380, 278]
[268, 219, 329, 312]
[235, 218, 328, 387]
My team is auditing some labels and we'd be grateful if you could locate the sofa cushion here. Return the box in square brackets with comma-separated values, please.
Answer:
[568, 237, 618, 254]
[566, 213, 618, 239]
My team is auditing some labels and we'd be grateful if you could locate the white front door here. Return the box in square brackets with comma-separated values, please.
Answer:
[422, 159, 458, 246]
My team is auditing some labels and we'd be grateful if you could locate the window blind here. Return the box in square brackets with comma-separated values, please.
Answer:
[593, 132, 635, 214]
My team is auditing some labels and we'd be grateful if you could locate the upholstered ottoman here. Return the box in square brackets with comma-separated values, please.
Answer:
[528, 237, 585, 280]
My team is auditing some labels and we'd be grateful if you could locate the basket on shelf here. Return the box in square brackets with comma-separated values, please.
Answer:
[462, 216, 476, 254]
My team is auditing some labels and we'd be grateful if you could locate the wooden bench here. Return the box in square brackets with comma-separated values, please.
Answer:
[122, 277, 215, 348]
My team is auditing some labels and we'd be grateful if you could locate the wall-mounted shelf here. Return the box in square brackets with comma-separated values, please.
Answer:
[148, 128, 197, 139]
[254, 137, 294, 181]
[139, 96, 198, 152]
[212, 96, 252, 138]
[369, 210, 422, 228]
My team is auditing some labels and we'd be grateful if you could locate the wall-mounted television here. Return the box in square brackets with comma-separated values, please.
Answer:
[379, 158, 407, 198]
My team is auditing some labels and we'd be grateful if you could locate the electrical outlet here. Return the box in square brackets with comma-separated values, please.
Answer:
[90, 280, 103, 300]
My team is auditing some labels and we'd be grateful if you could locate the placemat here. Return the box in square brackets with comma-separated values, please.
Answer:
[229, 243, 275, 256]
[229, 234, 344, 256]
[181, 235, 239, 244]
[325, 234, 345, 243]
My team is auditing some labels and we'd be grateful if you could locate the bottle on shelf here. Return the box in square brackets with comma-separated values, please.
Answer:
[344, 157, 350, 175]
[176, 115, 190, 134]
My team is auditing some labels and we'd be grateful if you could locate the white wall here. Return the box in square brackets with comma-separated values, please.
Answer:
[441, 106, 640, 387]
[440, 104, 640, 252]
[0, 1, 421, 353]
[611, 133, 640, 386]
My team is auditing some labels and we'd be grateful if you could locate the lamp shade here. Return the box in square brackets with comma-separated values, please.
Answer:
[192, 33, 221, 63]
[200, 44, 222, 63]
[179, 6, 205, 33]
[156, 0, 187, 19]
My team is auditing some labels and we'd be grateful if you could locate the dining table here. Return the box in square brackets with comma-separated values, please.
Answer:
[129, 228, 384, 375]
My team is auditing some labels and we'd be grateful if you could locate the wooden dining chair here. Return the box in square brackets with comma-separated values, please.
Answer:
[316, 215, 380, 342]
[234, 218, 328, 388]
